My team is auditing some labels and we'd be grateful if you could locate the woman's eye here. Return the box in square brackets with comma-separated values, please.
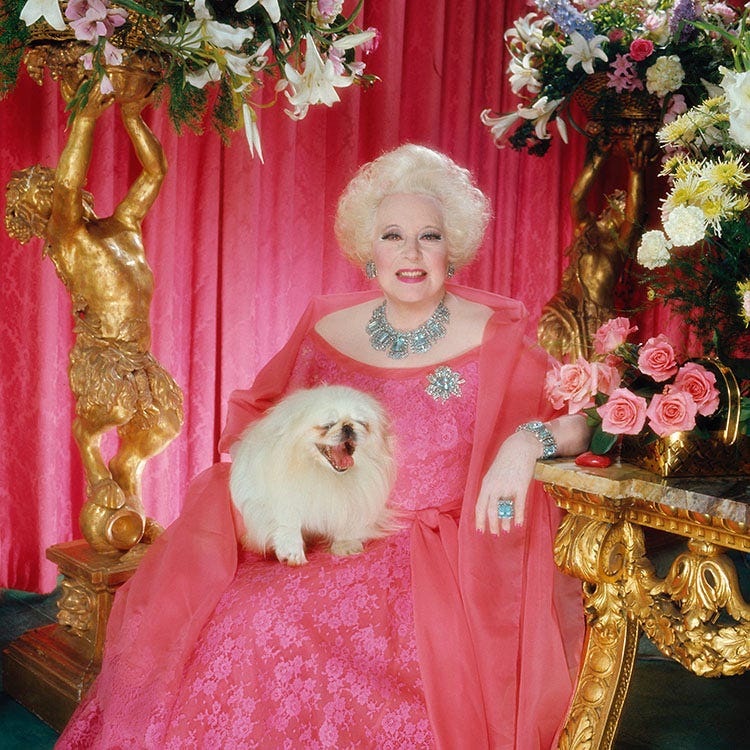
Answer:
[421, 232, 443, 241]
[381, 231, 402, 241]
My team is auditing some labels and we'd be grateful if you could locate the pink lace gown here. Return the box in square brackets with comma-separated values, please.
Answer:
[63, 332, 480, 748]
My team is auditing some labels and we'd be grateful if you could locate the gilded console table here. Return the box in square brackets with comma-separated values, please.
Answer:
[535, 460, 750, 750]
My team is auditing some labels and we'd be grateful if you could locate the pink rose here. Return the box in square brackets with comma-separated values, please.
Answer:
[591, 361, 621, 395]
[629, 38, 655, 61]
[545, 358, 595, 414]
[593, 317, 638, 355]
[671, 363, 720, 416]
[637, 334, 678, 382]
[597, 388, 648, 435]
[646, 391, 699, 436]
[608, 28, 625, 43]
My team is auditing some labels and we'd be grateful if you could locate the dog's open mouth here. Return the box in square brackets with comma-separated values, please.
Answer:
[317, 440, 356, 472]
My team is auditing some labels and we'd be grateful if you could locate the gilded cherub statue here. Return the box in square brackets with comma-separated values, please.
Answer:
[5, 66, 183, 554]
[538, 133, 653, 361]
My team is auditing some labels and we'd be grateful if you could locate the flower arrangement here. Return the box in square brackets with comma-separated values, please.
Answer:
[0, 0, 379, 158]
[636, 9, 750, 367]
[481, 0, 741, 156]
[543, 316, 745, 455]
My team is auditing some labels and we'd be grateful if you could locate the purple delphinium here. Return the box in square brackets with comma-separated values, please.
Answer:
[536, 0, 596, 40]
[669, 0, 700, 43]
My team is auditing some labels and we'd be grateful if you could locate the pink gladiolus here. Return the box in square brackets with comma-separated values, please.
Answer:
[637, 334, 678, 382]
[663, 93, 687, 124]
[66, 0, 127, 43]
[597, 388, 648, 435]
[99, 73, 114, 94]
[593, 317, 638, 355]
[317, 0, 338, 16]
[629, 38, 654, 61]
[646, 390, 699, 436]
[103, 41, 123, 66]
[361, 27, 381, 54]
[671, 363, 720, 416]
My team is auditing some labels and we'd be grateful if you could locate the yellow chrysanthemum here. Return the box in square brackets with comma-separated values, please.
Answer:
[658, 104, 726, 146]
[660, 153, 689, 177]
[696, 96, 728, 114]
[662, 172, 712, 211]
[704, 156, 749, 187]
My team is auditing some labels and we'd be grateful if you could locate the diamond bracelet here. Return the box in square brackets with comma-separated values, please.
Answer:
[515, 420, 558, 460]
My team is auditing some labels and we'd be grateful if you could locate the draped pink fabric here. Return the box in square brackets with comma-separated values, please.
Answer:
[56, 286, 583, 749]
[1, 0, 669, 592]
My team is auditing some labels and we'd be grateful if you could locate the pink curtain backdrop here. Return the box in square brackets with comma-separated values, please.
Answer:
[1, 0, 670, 592]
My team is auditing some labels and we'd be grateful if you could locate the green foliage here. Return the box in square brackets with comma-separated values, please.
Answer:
[0, 0, 27, 99]
[211, 76, 240, 145]
[590, 425, 619, 455]
[165, 66, 207, 135]
[643, 216, 750, 362]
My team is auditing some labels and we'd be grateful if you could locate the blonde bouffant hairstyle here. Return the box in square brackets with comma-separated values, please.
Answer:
[334, 144, 492, 271]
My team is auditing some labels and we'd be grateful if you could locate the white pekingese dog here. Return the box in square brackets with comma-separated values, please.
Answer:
[229, 385, 396, 565]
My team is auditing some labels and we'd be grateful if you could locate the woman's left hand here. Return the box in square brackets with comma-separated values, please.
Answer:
[475, 430, 542, 534]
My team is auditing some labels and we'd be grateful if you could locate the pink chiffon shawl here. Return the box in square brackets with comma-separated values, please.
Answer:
[58, 285, 583, 750]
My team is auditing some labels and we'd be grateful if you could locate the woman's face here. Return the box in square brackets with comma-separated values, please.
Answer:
[371, 193, 450, 310]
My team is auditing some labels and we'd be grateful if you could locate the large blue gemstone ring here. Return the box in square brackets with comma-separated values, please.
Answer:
[497, 498, 514, 519]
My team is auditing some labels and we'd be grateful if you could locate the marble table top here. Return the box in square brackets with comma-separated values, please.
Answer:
[535, 459, 750, 528]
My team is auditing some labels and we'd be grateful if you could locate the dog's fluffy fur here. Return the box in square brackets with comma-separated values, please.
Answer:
[229, 385, 396, 565]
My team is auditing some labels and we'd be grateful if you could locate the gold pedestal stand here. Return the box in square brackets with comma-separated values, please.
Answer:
[2, 540, 142, 732]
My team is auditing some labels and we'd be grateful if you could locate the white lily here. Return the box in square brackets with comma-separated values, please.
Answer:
[284, 34, 353, 119]
[203, 19, 255, 51]
[504, 12, 546, 52]
[331, 29, 376, 50]
[242, 103, 264, 161]
[234, 0, 281, 24]
[508, 54, 541, 95]
[563, 32, 609, 75]
[19, 0, 66, 31]
[480, 109, 521, 144]
[225, 51, 255, 78]
[186, 62, 221, 89]
[517, 96, 563, 140]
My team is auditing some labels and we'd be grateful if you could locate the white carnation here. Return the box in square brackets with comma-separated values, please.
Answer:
[646, 55, 685, 98]
[637, 230, 672, 269]
[663, 205, 707, 247]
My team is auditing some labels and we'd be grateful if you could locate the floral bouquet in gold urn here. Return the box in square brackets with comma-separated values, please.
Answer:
[0, 0, 379, 157]
[636, 8, 750, 372]
[482, 0, 741, 156]
[544, 317, 750, 475]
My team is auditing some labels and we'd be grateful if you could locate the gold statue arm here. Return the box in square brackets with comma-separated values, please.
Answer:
[50, 93, 113, 231]
[618, 133, 653, 246]
[116, 103, 167, 227]
[570, 147, 607, 226]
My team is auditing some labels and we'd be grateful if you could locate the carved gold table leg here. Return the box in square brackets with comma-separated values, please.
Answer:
[544, 470, 750, 750]
[1, 539, 142, 731]
[554, 513, 644, 750]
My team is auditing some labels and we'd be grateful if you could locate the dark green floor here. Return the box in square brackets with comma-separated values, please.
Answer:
[2, 585, 750, 749]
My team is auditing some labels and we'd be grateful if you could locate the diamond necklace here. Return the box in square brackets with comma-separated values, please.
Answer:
[366, 296, 450, 359]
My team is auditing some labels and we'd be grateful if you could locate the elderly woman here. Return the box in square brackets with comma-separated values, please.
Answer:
[58, 145, 588, 749]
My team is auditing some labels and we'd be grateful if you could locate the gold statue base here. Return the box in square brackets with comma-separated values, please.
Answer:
[1, 539, 143, 732]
